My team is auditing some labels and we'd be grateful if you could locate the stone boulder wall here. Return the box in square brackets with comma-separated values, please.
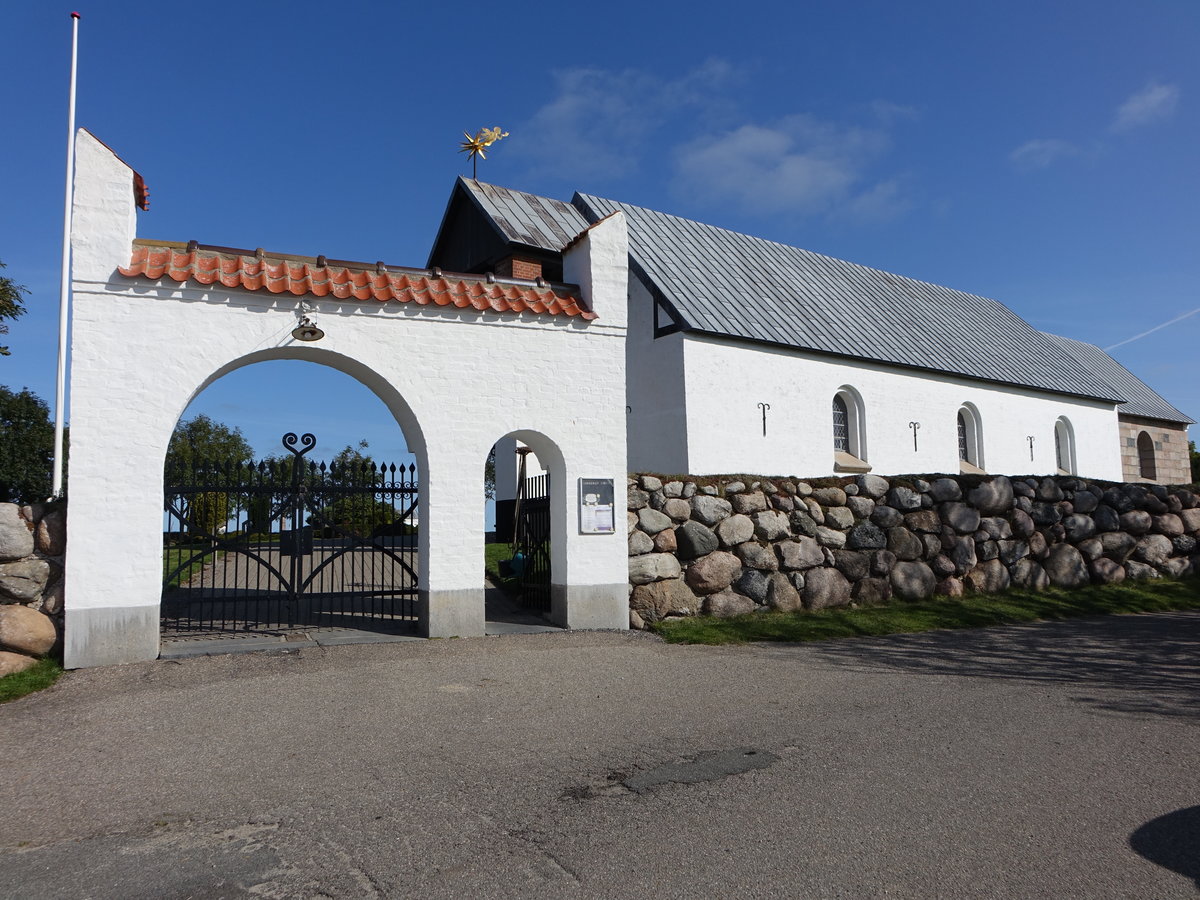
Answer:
[625, 473, 1200, 627]
[0, 502, 65, 671]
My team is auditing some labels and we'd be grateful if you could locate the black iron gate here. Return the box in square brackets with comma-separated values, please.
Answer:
[162, 432, 419, 634]
[513, 471, 551, 612]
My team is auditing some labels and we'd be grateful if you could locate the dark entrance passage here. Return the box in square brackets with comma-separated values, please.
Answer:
[162, 432, 419, 636]
[513, 468, 551, 613]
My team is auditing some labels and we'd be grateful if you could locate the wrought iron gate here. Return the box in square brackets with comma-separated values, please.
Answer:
[162, 432, 419, 634]
[513, 472, 551, 612]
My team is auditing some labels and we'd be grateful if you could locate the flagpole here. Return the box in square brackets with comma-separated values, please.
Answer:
[52, 11, 80, 498]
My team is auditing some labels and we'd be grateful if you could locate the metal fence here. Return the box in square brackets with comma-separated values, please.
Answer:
[162, 432, 419, 635]
[514, 473, 551, 612]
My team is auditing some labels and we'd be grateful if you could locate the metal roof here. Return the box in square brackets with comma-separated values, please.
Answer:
[1040, 333, 1193, 424]
[459, 178, 590, 252]
[573, 192, 1123, 402]
[446, 180, 1131, 403]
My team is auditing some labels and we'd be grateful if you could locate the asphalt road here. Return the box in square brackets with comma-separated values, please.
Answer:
[1, 612, 1197, 899]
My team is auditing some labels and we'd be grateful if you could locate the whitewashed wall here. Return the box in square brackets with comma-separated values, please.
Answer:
[675, 334, 1123, 480]
[625, 277, 689, 473]
[65, 131, 630, 668]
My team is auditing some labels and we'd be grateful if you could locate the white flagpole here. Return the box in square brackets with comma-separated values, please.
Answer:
[52, 11, 80, 498]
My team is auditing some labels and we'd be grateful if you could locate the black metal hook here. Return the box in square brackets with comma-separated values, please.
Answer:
[758, 402, 771, 437]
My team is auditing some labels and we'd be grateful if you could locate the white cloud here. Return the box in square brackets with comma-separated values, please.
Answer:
[1009, 138, 1079, 170]
[514, 60, 737, 179]
[1111, 81, 1180, 132]
[836, 178, 911, 223]
[672, 114, 901, 219]
[867, 100, 920, 124]
[516, 63, 913, 222]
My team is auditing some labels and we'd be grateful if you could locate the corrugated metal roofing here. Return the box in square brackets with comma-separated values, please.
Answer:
[1041, 333, 1193, 424]
[573, 192, 1123, 402]
[460, 178, 590, 252]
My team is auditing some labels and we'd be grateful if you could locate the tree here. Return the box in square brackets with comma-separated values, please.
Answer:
[1190, 440, 1199, 483]
[312, 441, 399, 536]
[0, 386, 60, 502]
[165, 415, 254, 538]
[166, 414, 254, 473]
[0, 260, 28, 357]
[484, 444, 496, 499]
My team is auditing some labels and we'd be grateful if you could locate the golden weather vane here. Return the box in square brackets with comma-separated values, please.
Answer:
[459, 126, 509, 179]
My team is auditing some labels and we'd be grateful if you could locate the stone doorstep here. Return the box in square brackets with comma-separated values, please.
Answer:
[158, 620, 561, 659]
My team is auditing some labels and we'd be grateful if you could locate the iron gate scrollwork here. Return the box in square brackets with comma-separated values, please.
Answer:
[162, 432, 419, 634]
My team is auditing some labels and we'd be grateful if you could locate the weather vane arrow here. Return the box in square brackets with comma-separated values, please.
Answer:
[459, 126, 509, 179]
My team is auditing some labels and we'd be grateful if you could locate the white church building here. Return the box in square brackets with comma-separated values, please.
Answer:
[429, 178, 1192, 487]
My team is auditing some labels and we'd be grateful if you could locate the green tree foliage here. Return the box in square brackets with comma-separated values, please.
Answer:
[312, 441, 400, 536]
[166, 414, 254, 473]
[0, 260, 29, 357]
[485, 444, 496, 499]
[166, 415, 254, 537]
[1190, 440, 1199, 483]
[0, 386, 60, 503]
[189, 491, 231, 537]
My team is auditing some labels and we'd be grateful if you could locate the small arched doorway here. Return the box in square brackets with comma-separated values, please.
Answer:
[483, 433, 564, 630]
[1137, 431, 1157, 481]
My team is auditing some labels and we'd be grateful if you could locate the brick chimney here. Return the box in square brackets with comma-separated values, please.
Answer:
[495, 255, 543, 281]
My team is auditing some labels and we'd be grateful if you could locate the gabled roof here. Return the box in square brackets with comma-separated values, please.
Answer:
[429, 177, 591, 262]
[119, 240, 595, 320]
[1040, 333, 1193, 424]
[572, 193, 1122, 403]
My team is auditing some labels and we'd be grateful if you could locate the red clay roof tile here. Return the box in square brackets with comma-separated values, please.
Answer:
[118, 242, 596, 320]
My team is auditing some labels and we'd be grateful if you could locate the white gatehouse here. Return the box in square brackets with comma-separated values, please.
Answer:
[65, 130, 630, 668]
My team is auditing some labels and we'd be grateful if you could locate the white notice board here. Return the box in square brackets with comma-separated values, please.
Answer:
[578, 478, 615, 534]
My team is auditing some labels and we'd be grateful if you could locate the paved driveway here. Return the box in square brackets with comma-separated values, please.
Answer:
[1, 612, 1197, 898]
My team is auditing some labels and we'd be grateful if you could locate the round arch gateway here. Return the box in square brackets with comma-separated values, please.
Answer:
[63, 130, 631, 667]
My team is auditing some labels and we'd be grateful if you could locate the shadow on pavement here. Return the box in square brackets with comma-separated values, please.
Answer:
[797, 612, 1200, 721]
[1129, 805, 1200, 888]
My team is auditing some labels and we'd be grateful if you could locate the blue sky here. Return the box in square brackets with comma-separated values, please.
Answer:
[2, 0, 1197, 477]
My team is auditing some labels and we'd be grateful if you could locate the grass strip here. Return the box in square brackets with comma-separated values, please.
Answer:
[0, 658, 64, 704]
[484, 542, 518, 591]
[162, 545, 223, 590]
[651, 577, 1200, 645]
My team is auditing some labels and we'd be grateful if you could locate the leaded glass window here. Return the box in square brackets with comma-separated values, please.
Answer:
[1055, 425, 1064, 471]
[958, 412, 969, 461]
[833, 395, 849, 452]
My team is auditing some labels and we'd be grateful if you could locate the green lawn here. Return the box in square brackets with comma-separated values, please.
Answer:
[0, 658, 64, 704]
[651, 576, 1200, 645]
[485, 541, 517, 590]
[162, 545, 219, 590]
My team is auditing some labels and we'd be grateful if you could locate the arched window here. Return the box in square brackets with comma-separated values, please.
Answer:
[1137, 431, 1157, 481]
[957, 404, 985, 473]
[1054, 417, 1076, 475]
[832, 388, 869, 472]
[833, 395, 850, 452]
